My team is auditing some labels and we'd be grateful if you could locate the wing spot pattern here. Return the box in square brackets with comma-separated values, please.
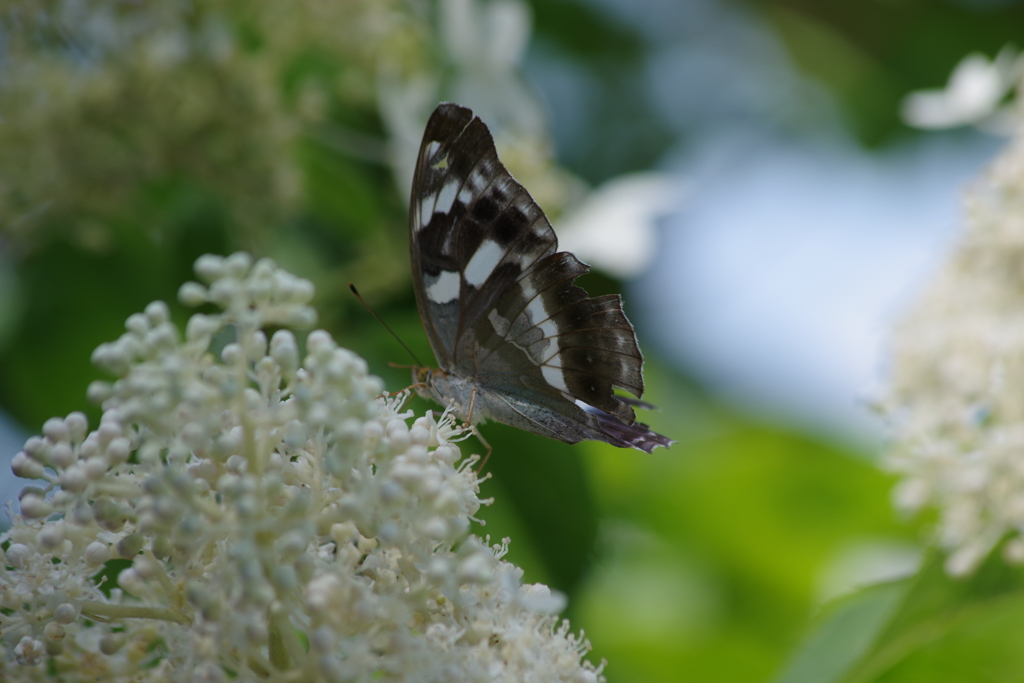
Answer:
[418, 197, 432, 232]
[523, 295, 547, 325]
[434, 178, 460, 215]
[466, 167, 490, 195]
[494, 206, 527, 244]
[541, 364, 569, 393]
[488, 308, 511, 337]
[464, 239, 504, 288]
[536, 316, 559, 343]
[530, 299, 564, 371]
[520, 279, 536, 303]
[472, 195, 500, 222]
[426, 270, 461, 304]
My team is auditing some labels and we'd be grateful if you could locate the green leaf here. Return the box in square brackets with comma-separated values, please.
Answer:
[774, 581, 907, 683]
[776, 546, 1024, 683]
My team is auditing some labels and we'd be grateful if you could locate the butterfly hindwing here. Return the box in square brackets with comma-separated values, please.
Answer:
[410, 103, 673, 453]
[474, 252, 643, 422]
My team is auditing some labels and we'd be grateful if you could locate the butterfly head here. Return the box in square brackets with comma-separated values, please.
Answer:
[412, 366, 433, 391]
[412, 366, 480, 424]
[412, 366, 445, 405]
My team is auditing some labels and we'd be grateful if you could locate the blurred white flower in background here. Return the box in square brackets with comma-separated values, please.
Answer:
[556, 173, 677, 280]
[381, 0, 552, 201]
[0, 254, 603, 682]
[901, 48, 1021, 132]
[441, 0, 540, 135]
[636, 132, 995, 444]
[886, 109, 1024, 575]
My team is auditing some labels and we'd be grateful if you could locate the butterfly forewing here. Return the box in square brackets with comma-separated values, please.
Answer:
[410, 106, 558, 366]
[409, 103, 673, 453]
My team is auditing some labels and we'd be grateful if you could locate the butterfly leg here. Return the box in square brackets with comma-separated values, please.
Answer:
[472, 425, 493, 474]
[391, 382, 428, 396]
[465, 387, 479, 425]
[462, 387, 495, 472]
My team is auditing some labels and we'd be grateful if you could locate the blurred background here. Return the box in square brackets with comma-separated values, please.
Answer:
[1, 0, 1022, 681]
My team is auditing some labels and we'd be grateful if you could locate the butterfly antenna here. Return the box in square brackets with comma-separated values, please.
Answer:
[349, 283, 424, 367]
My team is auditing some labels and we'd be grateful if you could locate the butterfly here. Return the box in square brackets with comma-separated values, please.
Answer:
[409, 103, 673, 453]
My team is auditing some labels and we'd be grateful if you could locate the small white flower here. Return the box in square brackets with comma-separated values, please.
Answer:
[13, 637, 45, 666]
[556, 173, 676, 279]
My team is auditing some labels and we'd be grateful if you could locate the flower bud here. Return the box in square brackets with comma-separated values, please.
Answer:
[70, 501, 94, 526]
[117, 533, 145, 559]
[53, 603, 79, 624]
[249, 330, 268, 360]
[194, 254, 225, 282]
[59, 465, 88, 493]
[179, 281, 207, 307]
[49, 442, 74, 469]
[87, 381, 113, 404]
[84, 455, 109, 480]
[221, 343, 241, 364]
[118, 568, 145, 596]
[223, 251, 252, 278]
[44, 622, 66, 641]
[37, 522, 66, 550]
[106, 437, 131, 465]
[6, 543, 31, 568]
[270, 330, 299, 375]
[43, 417, 69, 443]
[100, 632, 127, 655]
[84, 541, 110, 567]
[20, 494, 52, 519]
[145, 300, 170, 326]
[97, 421, 122, 447]
[65, 412, 88, 442]
[11, 452, 45, 479]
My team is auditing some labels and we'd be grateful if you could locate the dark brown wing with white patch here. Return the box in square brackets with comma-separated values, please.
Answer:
[409, 103, 672, 451]
[409, 103, 558, 367]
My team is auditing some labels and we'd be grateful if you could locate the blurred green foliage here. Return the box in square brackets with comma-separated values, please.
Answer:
[759, 0, 1024, 145]
[777, 545, 1024, 683]
[3, 0, 1024, 681]
[0, 0, 423, 425]
[566, 368, 922, 683]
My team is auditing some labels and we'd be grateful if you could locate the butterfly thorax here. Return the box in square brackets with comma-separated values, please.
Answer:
[412, 367, 483, 425]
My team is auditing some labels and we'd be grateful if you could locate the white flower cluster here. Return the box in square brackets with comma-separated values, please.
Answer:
[886, 110, 1024, 575]
[0, 253, 603, 682]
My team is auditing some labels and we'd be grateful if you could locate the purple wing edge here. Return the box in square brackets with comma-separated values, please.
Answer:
[578, 400, 675, 453]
